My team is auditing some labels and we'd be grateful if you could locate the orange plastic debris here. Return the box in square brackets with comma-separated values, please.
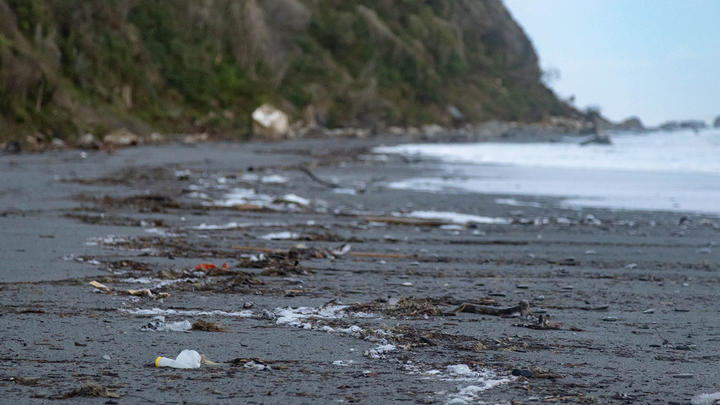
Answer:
[194, 263, 217, 271]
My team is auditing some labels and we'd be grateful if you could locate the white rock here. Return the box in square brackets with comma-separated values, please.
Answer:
[252, 104, 291, 139]
[103, 128, 139, 146]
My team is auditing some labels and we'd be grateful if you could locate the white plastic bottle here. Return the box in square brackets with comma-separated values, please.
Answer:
[155, 349, 202, 369]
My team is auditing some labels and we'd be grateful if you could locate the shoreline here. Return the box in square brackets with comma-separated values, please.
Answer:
[1, 136, 718, 403]
[1, 116, 655, 155]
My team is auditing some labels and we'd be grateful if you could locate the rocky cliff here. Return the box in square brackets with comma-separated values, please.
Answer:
[0, 0, 576, 141]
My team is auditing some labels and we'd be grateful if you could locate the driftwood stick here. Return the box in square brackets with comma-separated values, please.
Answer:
[349, 252, 415, 259]
[297, 166, 341, 188]
[365, 216, 448, 227]
[232, 245, 286, 254]
[454, 300, 531, 317]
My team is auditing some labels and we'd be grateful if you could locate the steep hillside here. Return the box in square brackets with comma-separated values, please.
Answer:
[0, 0, 575, 141]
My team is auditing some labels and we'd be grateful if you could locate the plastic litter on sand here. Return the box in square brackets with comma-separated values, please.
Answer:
[155, 349, 202, 369]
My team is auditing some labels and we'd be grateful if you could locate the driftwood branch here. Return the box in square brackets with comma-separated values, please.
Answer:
[365, 216, 448, 227]
[453, 300, 531, 317]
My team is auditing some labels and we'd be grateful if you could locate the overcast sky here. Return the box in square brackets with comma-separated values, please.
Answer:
[504, 0, 720, 126]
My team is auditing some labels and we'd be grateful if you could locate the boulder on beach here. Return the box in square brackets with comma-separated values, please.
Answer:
[252, 104, 292, 139]
[660, 120, 706, 132]
[580, 117, 611, 146]
[616, 116, 644, 131]
[679, 120, 707, 132]
[78, 133, 100, 149]
[103, 128, 140, 146]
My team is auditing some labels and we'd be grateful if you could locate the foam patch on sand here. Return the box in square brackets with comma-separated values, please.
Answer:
[208, 188, 316, 211]
[363, 344, 397, 359]
[118, 277, 196, 289]
[240, 173, 288, 184]
[192, 222, 251, 230]
[494, 198, 542, 208]
[212, 188, 274, 207]
[272, 305, 374, 336]
[398, 210, 510, 225]
[441, 364, 514, 404]
[274, 305, 348, 328]
[692, 392, 720, 405]
[261, 231, 300, 240]
[85, 235, 128, 246]
[143, 227, 180, 237]
[120, 308, 254, 317]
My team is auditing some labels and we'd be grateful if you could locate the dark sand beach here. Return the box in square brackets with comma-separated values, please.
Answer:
[1, 136, 719, 404]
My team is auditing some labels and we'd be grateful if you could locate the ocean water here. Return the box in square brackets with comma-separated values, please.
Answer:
[375, 129, 720, 215]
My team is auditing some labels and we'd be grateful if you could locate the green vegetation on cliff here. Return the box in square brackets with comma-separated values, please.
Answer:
[0, 0, 574, 141]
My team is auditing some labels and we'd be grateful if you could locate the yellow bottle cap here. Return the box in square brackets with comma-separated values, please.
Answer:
[155, 356, 162, 367]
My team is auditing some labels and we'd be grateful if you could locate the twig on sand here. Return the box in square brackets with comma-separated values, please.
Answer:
[297, 166, 341, 188]
[453, 300, 531, 317]
[348, 251, 415, 259]
[365, 216, 448, 227]
[232, 245, 285, 254]
[231, 245, 415, 260]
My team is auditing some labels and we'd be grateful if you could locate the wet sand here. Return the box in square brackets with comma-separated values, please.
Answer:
[1, 137, 719, 404]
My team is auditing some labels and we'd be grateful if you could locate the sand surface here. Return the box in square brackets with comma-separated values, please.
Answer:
[1, 137, 719, 404]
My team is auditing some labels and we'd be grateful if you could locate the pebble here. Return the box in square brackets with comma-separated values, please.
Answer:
[102, 355, 111, 360]
[643, 308, 655, 314]
[625, 263, 638, 269]
[603, 316, 618, 322]
[670, 373, 694, 379]
[516, 284, 529, 289]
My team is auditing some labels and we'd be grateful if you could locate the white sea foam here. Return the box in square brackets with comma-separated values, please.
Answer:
[398, 210, 510, 225]
[212, 188, 274, 207]
[260, 231, 299, 240]
[118, 277, 195, 289]
[144, 227, 179, 237]
[495, 198, 542, 208]
[261, 175, 288, 184]
[692, 392, 720, 405]
[273, 305, 348, 329]
[272, 305, 374, 337]
[193, 222, 248, 230]
[377, 129, 720, 215]
[440, 364, 514, 404]
[376, 129, 720, 174]
[210, 188, 314, 211]
[333, 188, 358, 195]
[281, 193, 311, 207]
[85, 235, 128, 246]
[240, 174, 288, 184]
[363, 344, 396, 359]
